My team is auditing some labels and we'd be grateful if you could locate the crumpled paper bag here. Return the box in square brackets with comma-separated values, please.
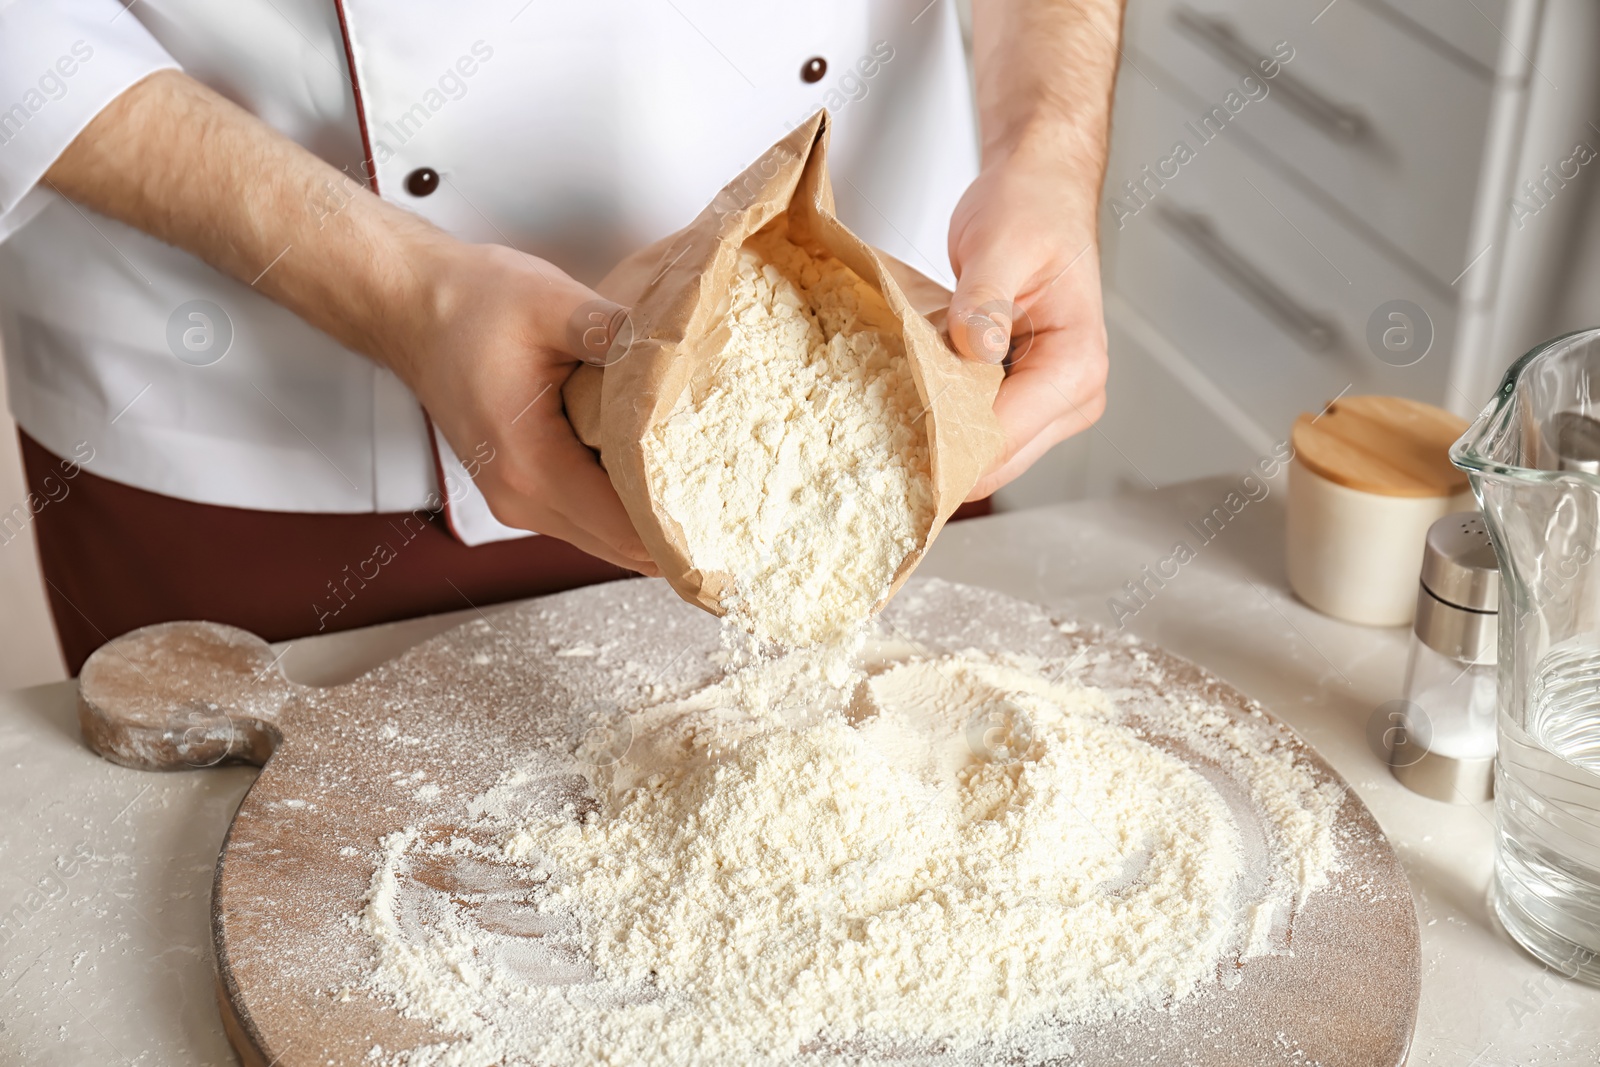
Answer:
[563, 109, 1003, 623]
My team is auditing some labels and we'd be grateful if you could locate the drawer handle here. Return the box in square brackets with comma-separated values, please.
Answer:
[1172, 6, 1368, 143]
[1155, 204, 1339, 353]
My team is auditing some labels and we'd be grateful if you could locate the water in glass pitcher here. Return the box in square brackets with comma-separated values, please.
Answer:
[1494, 641, 1600, 982]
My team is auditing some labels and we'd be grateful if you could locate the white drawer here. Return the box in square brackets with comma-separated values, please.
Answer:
[1372, 0, 1507, 72]
[992, 310, 1266, 510]
[1102, 69, 1457, 442]
[992, 303, 1267, 511]
[1097, 309, 1267, 483]
[1122, 0, 1493, 287]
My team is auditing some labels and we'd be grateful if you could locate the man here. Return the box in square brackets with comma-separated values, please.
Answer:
[0, 0, 1115, 671]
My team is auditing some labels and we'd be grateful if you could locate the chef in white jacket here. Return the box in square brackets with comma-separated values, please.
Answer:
[0, 0, 1116, 671]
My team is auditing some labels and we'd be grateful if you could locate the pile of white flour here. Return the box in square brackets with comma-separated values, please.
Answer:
[348, 229, 1347, 1065]
[643, 226, 933, 648]
[358, 643, 1343, 1066]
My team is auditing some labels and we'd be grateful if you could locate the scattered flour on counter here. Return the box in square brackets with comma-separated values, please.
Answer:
[357, 644, 1343, 1067]
[643, 224, 933, 649]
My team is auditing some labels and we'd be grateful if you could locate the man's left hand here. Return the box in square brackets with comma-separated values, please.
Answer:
[947, 142, 1110, 500]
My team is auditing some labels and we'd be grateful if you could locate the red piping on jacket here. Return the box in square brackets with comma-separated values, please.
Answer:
[331, 0, 379, 194]
[330, 1, 475, 541]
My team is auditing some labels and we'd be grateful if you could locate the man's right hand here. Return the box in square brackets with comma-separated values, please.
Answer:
[47, 70, 656, 574]
[390, 241, 656, 573]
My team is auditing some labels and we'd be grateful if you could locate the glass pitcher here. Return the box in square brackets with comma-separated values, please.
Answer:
[1453, 328, 1600, 984]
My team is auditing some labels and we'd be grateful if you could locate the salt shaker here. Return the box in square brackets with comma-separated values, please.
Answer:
[1389, 512, 1499, 803]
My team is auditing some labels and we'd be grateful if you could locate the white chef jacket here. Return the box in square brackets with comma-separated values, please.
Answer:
[0, 0, 979, 544]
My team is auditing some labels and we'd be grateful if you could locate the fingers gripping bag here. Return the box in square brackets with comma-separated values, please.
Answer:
[564, 110, 1003, 648]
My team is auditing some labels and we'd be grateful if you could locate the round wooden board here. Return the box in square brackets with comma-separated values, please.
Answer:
[77, 578, 1420, 1066]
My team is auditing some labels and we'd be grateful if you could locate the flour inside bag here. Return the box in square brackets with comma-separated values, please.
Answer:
[564, 110, 1003, 648]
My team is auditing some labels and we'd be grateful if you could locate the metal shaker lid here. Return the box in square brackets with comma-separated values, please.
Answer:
[1539, 411, 1600, 474]
[1419, 512, 1499, 612]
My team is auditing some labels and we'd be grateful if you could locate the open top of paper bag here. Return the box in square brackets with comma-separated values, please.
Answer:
[564, 110, 1004, 632]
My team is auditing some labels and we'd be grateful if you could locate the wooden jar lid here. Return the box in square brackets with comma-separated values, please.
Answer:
[1291, 395, 1471, 498]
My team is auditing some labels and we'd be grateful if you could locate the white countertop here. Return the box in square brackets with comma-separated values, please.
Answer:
[2, 476, 1597, 1066]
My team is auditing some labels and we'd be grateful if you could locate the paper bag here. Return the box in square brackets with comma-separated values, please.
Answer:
[564, 110, 1004, 622]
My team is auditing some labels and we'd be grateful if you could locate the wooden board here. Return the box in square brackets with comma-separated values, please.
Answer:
[76, 578, 1420, 1066]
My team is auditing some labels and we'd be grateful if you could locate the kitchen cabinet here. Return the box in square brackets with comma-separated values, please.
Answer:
[996, 0, 1530, 511]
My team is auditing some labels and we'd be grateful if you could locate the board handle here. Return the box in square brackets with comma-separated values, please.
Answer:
[77, 622, 298, 771]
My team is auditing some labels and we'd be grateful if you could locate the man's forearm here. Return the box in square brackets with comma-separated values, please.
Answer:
[970, 0, 1125, 188]
[44, 70, 442, 380]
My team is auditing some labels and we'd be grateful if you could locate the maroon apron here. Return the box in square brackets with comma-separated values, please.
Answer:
[20, 433, 632, 674]
[21, 433, 989, 674]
